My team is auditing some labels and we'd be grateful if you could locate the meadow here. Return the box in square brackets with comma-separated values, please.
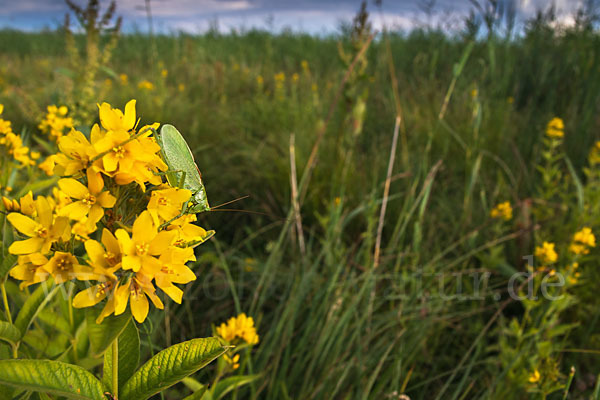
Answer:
[1, 2, 600, 399]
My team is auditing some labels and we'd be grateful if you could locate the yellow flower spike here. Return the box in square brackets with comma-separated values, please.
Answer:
[546, 117, 564, 138]
[115, 211, 175, 274]
[147, 187, 192, 225]
[57, 169, 115, 221]
[43, 251, 91, 284]
[216, 313, 259, 345]
[7, 197, 70, 255]
[535, 241, 558, 264]
[98, 99, 136, 133]
[490, 201, 512, 221]
[9, 253, 50, 289]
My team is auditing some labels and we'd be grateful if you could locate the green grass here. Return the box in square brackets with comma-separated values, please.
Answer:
[1, 9, 600, 398]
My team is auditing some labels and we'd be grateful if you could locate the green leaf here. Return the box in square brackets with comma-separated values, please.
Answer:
[120, 337, 227, 400]
[0, 320, 21, 345]
[0, 359, 106, 399]
[103, 320, 140, 391]
[85, 307, 131, 355]
[16, 177, 60, 199]
[210, 375, 260, 400]
[14, 279, 58, 339]
[0, 253, 16, 280]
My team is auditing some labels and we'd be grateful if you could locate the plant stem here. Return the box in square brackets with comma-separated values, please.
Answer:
[112, 338, 119, 399]
[0, 280, 12, 324]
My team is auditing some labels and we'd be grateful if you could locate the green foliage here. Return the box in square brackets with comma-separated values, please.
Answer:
[85, 307, 130, 355]
[103, 320, 139, 391]
[120, 337, 228, 400]
[0, 359, 106, 399]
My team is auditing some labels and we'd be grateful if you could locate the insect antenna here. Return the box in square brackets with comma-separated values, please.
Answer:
[209, 195, 250, 210]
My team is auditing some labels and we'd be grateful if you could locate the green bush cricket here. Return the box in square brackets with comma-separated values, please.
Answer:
[153, 124, 210, 214]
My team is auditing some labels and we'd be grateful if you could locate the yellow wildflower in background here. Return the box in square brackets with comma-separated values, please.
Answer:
[546, 117, 564, 138]
[120, 73, 128, 84]
[223, 354, 240, 370]
[161, 69, 168, 78]
[138, 80, 155, 90]
[490, 201, 512, 221]
[38, 105, 74, 141]
[589, 141, 600, 165]
[528, 369, 540, 383]
[569, 227, 596, 255]
[217, 313, 259, 345]
[535, 241, 558, 264]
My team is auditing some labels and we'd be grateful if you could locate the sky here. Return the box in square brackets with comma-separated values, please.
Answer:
[0, 0, 588, 35]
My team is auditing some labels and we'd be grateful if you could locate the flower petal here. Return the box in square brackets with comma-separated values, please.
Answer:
[9, 237, 44, 255]
[7, 213, 37, 237]
[58, 178, 89, 199]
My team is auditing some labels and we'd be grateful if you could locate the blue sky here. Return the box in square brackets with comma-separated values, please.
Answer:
[0, 0, 586, 34]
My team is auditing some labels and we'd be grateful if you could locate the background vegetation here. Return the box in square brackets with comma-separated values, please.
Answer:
[1, 1, 600, 398]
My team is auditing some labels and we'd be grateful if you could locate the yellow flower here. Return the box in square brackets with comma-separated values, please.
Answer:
[38, 156, 56, 176]
[114, 276, 164, 323]
[470, 88, 478, 98]
[569, 227, 595, 255]
[85, 228, 122, 275]
[43, 251, 90, 284]
[216, 313, 259, 345]
[178, 83, 185, 92]
[292, 73, 299, 83]
[528, 369, 540, 383]
[57, 169, 116, 221]
[9, 253, 50, 289]
[98, 99, 136, 133]
[223, 353, 240, 370]
[166, 214, 212, 248]
[7, 197, 70, 255]
[138, 80, 155, 90]
[161, 69, 168, 78]
[54, 128, 97, 176]
[154, 246, 196, 303]
[120, 73, 128, 84]
[490, 201, 512, 221]
[2, 196, 20, 212]
[115, 211, 175, 274]
[535, 241, 558, 264]
[38, 104, 73, 141]
[589, 141, 600, 165]
[546, 117, 564, 138]
[147, 187, 191, 225]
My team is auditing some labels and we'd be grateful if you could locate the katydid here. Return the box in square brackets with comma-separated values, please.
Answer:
[154, 124, 210, 214]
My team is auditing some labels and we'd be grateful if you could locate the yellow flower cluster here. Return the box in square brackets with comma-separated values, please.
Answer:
[38, 105, 73, 141]
[216, 313, 259, 345]
[545, 117, 564, 138]
[569, 227, 596, 255]
[0, 104, 38, 167]
[535, 241, 558, 264]
[6, 100, 213, 324]
[589, 141, 600, 165]
[490, 201, 513, 221]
